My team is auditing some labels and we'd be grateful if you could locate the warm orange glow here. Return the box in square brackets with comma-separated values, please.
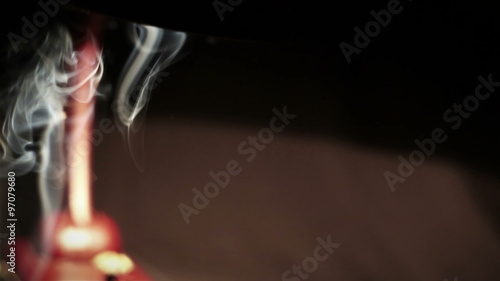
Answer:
[57, 225, 111, 254]
[68, 131, 92, 226]
[43, 212, 121, 258]
[68, 135, 92, 225]
[57, 227, 94, 251]
[67, 40, 101, 226]
[92, 251, 135, 275]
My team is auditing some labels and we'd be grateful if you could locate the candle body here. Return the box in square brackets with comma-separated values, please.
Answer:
[40, 211, 122, 259]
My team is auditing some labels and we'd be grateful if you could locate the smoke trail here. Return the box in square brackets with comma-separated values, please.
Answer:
[115, 24, 186, 171]
[0, 22, 185, 210]
[0, 26, 103, 215]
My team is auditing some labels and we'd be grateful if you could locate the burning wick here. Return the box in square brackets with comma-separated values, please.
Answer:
[92, 251, 135, 281]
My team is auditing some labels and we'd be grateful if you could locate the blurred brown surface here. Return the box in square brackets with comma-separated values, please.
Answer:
[93, 117, 500, 281]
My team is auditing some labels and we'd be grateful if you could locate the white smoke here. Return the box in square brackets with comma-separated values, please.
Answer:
[0, 26, 103, 215]
[0, 22, 186, 214]
[114, 24, 186, 171]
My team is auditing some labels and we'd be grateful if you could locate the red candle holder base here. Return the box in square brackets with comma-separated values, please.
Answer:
[17, 238, 152, 281]
[15, 211, 152, 280]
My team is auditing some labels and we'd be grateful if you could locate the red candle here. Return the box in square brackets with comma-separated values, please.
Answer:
[36, 32, 121, 260]
[17, 20, 152, 281]
[39, 211, 122, 259]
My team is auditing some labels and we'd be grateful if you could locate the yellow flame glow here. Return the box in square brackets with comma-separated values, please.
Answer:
[92, 251, 135, 275]
[57, 227, 93, 251]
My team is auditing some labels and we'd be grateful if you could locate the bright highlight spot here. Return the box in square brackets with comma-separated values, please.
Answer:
[92, 251, 135, 275]
[57, 227, 93, 251]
